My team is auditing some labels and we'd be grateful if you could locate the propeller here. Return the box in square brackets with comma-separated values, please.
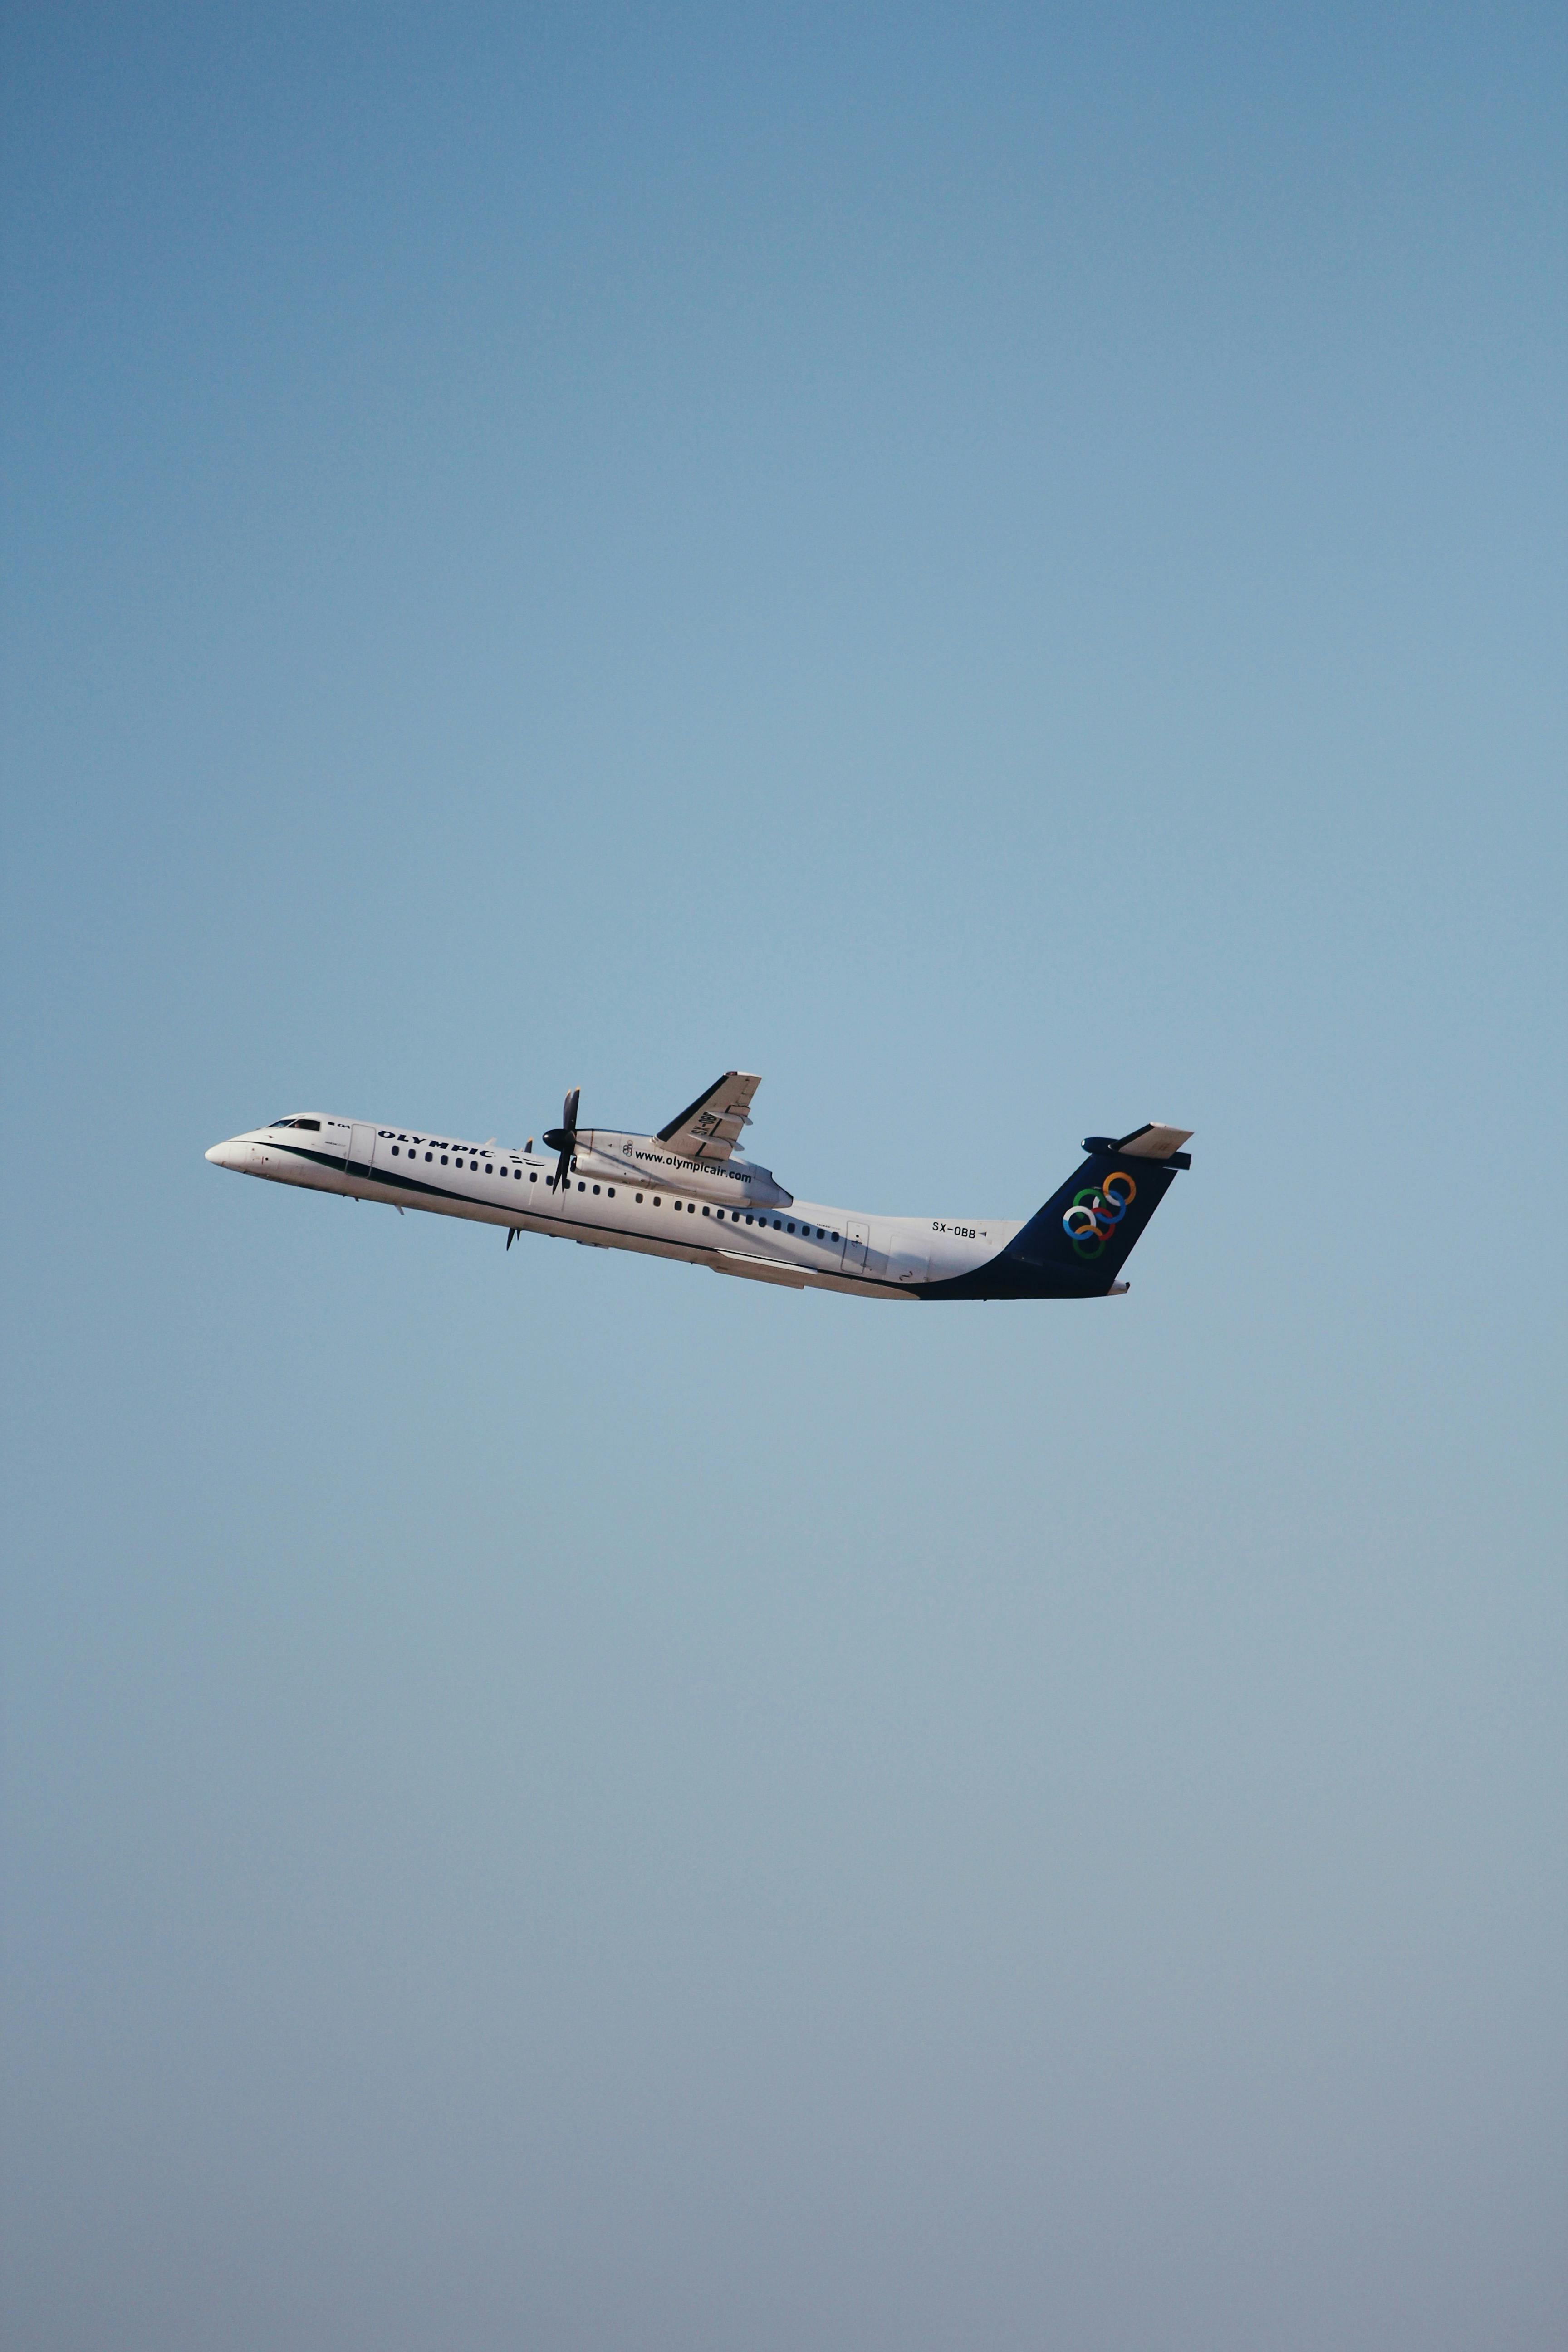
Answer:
[543, 1085, 581, 1197]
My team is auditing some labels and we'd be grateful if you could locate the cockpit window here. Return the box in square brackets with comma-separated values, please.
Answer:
[269, 1116, 294, 1128]
[294, 1118, 321, 1131]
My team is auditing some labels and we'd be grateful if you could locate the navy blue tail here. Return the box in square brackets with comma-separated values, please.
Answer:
[924, 1128, 1191, 1300]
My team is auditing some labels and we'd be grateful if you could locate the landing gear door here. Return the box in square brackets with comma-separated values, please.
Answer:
[843, 1220, 868, 1274]
[348, 1123, 377, 1179]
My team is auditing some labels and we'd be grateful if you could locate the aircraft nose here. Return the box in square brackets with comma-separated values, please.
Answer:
[206, 1137, 241, 1169]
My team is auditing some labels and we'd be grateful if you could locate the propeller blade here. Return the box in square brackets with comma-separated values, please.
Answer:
[544, 1085, 580, 1195]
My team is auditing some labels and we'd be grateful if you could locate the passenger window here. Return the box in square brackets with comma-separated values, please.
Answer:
[636, 1192, 643, 1204]
[578, 1181, 585, 1192]
[787, 1222, 795, 1233]
[391, 1146, 399, 1156]
[702, 1205, 710, 1217]
[441, 1155, 448, 1164]
[607, 1186, 615, 1197]
[832, 1231, 840, 1242]
[529, 1172, 537, 1183]
[653, 1196, 662, 1206]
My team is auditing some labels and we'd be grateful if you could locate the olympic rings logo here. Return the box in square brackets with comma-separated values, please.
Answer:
[1062, 1169, 1137, 1259]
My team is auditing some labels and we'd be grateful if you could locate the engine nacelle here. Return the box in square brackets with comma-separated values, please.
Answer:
[574, 1130, 793, 1208]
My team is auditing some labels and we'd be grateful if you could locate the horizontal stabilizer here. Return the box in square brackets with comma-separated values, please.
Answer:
[1116, 1122, 1193, 1161]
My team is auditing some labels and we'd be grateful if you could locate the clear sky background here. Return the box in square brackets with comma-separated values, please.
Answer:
[2, 8, 1563, 2348]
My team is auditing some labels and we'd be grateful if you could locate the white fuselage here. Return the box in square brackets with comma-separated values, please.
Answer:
[205, 1113, 1019, 1298]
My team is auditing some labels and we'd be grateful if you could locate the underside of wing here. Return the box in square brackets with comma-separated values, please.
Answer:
[709, 1248, 806, 1288]
[657, 1071, 761, 1162]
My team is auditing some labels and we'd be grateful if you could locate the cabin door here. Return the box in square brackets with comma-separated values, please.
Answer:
[842, 1221, 868, 1274]
[348, 1123, 377, 1179]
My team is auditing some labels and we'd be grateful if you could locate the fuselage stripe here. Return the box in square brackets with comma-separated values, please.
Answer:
[254, 1139, 929, 1290]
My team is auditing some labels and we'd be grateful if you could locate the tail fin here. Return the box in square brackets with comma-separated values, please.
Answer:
[1002, 1124, 1193, 1297]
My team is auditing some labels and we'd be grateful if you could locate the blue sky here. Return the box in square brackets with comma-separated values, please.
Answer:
[3, 9, 1564, 2348]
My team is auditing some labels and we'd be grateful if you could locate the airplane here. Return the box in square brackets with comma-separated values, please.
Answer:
[204, 1072, 1191, 1301]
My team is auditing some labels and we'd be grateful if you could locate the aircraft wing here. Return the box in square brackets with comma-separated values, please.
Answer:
[657, 1070, 761, 1162]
